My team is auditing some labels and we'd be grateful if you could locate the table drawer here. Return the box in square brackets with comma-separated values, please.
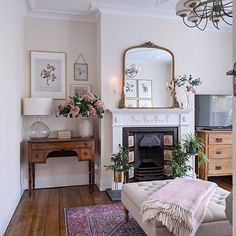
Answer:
[208, 159, 232, 175]
[208, 145, 232, 159]
[80, 148, 93, 160]
[208, 133, 232, 145]
[31, 151, 45, 163]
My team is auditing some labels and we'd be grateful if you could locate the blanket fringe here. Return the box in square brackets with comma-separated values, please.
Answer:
[141, 200, 195, 236]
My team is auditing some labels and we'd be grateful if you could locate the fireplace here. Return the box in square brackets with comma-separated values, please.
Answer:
[123, 127, 178, 182]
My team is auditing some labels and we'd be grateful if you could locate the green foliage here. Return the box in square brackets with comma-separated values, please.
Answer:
[183, 133, 204, 154]
[198, 150, 208, 167]
[170, 145, 192, 178]
[104, 145, 132, 172]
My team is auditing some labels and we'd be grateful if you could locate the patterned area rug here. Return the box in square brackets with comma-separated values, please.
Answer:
[64, 203, 146, 236]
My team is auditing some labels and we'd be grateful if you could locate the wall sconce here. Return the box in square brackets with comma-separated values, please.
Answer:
[113, 78, 117, 93]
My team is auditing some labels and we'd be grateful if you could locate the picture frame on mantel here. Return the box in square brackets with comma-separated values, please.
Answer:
[70, 84, 92, 97]
[30, 51, 66, 99]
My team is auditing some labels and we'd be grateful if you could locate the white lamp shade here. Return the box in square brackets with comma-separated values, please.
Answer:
[23, 98, 53, 116]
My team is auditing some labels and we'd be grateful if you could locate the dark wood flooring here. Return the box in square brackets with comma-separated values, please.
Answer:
[4, 176, 232, 236]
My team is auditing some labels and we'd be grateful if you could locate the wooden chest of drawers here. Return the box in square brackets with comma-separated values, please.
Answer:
[196, 130, 232, 180]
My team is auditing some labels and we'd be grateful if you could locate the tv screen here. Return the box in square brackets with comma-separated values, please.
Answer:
[195, 94, 232, 130]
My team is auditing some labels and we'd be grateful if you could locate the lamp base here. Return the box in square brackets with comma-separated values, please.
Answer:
[28, 121, 50, 139]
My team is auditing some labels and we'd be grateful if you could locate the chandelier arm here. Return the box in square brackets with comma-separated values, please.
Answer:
[222, 1, 232, 7]
[197, 16, 208, 31]
[220, 2, 233, 17]
[182, 18, 199, 28]
[220, 14, 232, 26]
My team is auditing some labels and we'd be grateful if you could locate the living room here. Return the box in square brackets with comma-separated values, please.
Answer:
[0, 0, 234, 235]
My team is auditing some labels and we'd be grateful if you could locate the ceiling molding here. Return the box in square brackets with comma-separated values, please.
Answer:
[22, 0, 232, 32]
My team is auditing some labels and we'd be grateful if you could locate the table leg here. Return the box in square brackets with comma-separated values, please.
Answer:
[28, 163, 32, 197]
[32, 164, 35, 189]
[91, 161, 95, 192]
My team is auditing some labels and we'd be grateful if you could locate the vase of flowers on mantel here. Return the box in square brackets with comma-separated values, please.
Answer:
[175, 74, 202, 109]
[56, 92, 105, 138]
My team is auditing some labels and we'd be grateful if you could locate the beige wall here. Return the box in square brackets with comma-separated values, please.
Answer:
[99, 13, 232, 190]
[23, 18, 100, 189]
[0, 0, 25, 234]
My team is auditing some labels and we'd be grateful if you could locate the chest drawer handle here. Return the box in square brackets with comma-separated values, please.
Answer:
[83, 152, 88, 156]
[84, 143, 88, 147]
[215, 166, 222, 170]
[216, 151, 222, 155]
[215, 138, 223, 143]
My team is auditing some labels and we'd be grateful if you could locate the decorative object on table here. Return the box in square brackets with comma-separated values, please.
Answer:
[138, 80, 152, 99]
[70, 84, 91, 97]
[74, 53, 88, 81]
[23, 97, 53, 139]
[176, 0, 232, 31]
[170, 144, 192, 178]
[65, 203, 145, 236]
[30, 51, 66, 99]
[125, 79, 137, 98]
[175, 74, 202, 109]
[56, 92, 104, 138]
[57, 130, 72, 139]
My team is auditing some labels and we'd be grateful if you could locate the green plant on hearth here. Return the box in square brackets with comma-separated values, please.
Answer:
[104, 145, 133, 184]
[170, 144, 192, 178]
[183, 133, 204, 155]
[197, 150, 208, 167]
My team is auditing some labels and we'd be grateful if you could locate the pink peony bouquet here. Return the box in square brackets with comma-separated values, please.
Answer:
[57, 92, 105, 119]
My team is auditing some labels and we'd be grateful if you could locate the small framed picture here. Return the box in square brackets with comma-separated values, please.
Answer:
[74, 63, 88, 81]
[128, 151, 135, 163]
[138, 80, 152, 99]
[70, 84, 91, 97]
[164, 135, 173, 146]
[30, 51, 66, 99]
[125, 99, 137, 108]
[164, 150, 172, 160]
[125, 79, 137, 98]
[139, 100, 152, 107]
[128, 135, 134, 147]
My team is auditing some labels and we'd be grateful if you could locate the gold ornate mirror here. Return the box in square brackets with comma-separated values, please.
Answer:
[119, 42, 179, 108]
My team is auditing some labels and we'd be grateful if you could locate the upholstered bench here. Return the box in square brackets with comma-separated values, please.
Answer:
[121, 180, 232, 236]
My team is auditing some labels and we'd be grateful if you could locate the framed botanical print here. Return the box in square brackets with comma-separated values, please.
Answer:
[138, 80, 152, 99]
[139, 100, 152, 107]
[31, 51, 66, 99]
[125, 79, 137, 98]
[70, 84, 91, 97]
[125, 99, 138, 108]
[74, 63, 88, 81]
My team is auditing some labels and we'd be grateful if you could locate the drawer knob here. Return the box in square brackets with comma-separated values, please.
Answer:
[215, 166, 222, 170]
[84, 143, 88, 146]
[84, 152, 88, 156]
[216, 151, 222, 155]
[215, 138, 223, 143]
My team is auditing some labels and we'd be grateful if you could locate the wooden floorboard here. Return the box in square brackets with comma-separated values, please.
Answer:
[4, 177, 232, 236]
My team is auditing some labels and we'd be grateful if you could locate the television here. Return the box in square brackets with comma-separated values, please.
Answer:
[195, 94, 232, 130]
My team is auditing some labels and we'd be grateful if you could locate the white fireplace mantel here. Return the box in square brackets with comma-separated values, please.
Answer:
[110, 108, 195, 178]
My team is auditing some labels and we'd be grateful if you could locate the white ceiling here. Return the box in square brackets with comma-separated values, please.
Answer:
[23, 0, 178, 21]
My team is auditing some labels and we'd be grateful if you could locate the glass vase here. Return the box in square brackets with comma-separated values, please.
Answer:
[78, 117, 93, 138]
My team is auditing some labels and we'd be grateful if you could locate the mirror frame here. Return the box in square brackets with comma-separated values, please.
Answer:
[119, 41, 179, 109]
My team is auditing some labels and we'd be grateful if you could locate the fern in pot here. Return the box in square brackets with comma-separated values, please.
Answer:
[104, 145, 132, 184]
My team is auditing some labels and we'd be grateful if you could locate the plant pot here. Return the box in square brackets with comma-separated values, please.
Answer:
[114, 170, 124, 183]
[187, 146, 197, 155]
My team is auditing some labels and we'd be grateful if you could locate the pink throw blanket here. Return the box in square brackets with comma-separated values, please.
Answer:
[141, 178, 217, 236]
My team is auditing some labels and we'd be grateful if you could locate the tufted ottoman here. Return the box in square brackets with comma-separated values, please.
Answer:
[121, 180, 232, 236]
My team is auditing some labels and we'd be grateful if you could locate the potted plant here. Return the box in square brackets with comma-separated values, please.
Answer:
[170, 144, 192, 178]
[183, 133, 204, 155]
[104, 145, 132, 184]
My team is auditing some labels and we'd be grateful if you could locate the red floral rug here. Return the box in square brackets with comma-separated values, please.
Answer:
[64, 203, 146, 236]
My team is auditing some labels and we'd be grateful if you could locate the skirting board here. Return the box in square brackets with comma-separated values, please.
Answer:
[0, 191, 22, 235]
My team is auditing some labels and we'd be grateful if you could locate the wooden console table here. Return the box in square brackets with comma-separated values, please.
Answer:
[28, 138, 95, 196]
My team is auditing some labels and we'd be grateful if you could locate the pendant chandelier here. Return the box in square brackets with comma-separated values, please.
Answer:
[125, 64, 140, 79]
[176, 0, 232, 31]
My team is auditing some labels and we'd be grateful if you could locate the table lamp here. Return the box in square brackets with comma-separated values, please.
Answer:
[23, 98, 53, 139]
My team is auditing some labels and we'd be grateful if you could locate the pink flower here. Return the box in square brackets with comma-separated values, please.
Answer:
[88, 105, 96, 117]
[64, 97, 74, 106]
[70, 106, 80, 118]
[95, 100, 104, 109]
[82, 92, 95, 103]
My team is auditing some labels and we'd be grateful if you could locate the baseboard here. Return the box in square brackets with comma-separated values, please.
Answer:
[0, 191, 22, 235]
